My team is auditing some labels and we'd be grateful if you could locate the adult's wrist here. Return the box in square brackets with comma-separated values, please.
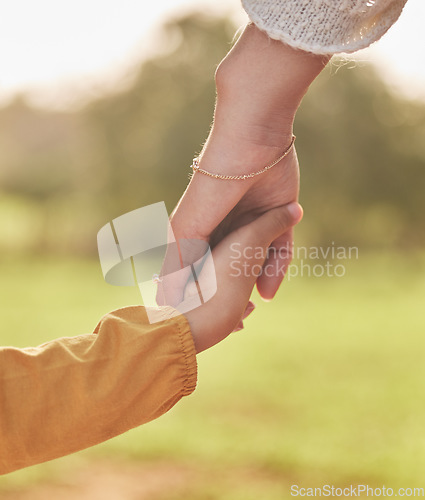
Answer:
[214, 23, 331, 140]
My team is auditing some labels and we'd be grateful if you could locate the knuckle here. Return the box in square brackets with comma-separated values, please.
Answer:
[270, 208, 291, 234]
[214, 59, 229, 88]
[214, 57, 238, 95]
[278, 242, 293, 262]
[236, 224, 257, 245]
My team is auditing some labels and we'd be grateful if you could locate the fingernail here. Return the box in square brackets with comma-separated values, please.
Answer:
[246, 301, 255, 313]
[242, 302, 256, 320]
[260, 291, 274, 302]
[287, 203, 303, 222]
[233, 320, 244, 332]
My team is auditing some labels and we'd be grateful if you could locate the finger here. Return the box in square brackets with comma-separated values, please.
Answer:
[158, 172, 250, 307]
[184, 202, 302, 353]
[171, 172, 248, 240]
[212, 202, 303, 307]
[233, 321, 244, 332]
[156, 226, 192, 306]
[238, 202, 302, 250]
[232, 300, 255, 332]
[156, 237, 207, 306]
[242, 300, 255, 320]
[256, 227, 294, 301]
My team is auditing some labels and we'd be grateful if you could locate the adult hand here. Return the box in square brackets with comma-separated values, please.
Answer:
[184, 202, 303, 353]
[161, 24, 330, 306]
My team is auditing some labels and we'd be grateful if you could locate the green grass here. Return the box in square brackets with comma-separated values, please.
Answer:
[0, 253, 424, 498]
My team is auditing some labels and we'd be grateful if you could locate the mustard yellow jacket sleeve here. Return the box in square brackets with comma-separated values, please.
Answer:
[0, 306, 197, 475]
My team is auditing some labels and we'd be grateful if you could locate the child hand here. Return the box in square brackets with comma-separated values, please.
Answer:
[184, 202, 303, 353]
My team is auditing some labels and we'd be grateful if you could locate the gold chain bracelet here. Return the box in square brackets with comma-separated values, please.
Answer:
[191, 135, 296, 181]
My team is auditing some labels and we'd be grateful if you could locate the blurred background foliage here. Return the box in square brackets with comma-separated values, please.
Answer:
[0, 12, 424, 256]
[1, 11, 425, 499]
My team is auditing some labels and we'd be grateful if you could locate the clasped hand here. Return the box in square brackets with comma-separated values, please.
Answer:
[158, 24, 330, 352]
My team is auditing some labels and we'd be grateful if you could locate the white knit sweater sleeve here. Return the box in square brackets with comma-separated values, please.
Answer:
[241, 0, 408, 54]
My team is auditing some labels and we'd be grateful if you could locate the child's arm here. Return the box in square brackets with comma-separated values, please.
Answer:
[0, 202, 301, 475]
[0, 306, 196, 475]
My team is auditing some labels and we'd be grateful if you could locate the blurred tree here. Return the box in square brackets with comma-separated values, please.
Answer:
[296, 63, 425, 248]
[85, 13, 236, 218]
[0, 13, 423, 254]
[0, 96, 79, 200]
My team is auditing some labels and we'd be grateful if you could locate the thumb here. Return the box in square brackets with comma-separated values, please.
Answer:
[170, 172, 248, 240]
[236, 202, 303, 250]
[158, 173, 248, 307]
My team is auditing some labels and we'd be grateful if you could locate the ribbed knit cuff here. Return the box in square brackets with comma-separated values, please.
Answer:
[241, 0, 407, 54]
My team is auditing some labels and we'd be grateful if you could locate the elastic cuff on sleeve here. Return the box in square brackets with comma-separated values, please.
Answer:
[173, 312, 198, 396]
